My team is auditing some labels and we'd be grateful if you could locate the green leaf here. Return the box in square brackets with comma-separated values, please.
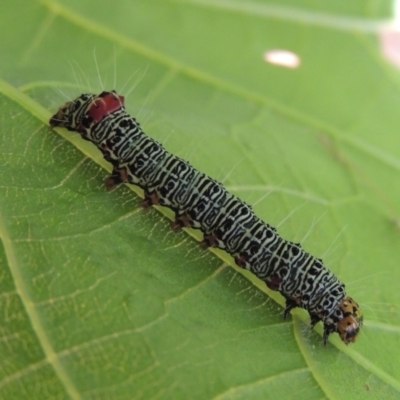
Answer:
[1, 0, 399, 399]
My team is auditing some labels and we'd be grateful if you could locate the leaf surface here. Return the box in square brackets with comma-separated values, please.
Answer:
[0, 0, 399, 399]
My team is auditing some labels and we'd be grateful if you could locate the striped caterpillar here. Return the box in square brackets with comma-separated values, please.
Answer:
[49, 90, 363, 345]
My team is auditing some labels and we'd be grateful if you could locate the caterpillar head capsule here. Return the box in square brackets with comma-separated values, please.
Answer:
[336, 297, 363, 344]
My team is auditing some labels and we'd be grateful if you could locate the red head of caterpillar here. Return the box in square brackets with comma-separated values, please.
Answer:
[49, 90, 363, 345]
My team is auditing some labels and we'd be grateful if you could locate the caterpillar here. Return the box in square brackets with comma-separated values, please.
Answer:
[49, 90, 363, 345]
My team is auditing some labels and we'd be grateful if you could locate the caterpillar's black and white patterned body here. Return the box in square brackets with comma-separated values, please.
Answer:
[50, 90, 363, 345]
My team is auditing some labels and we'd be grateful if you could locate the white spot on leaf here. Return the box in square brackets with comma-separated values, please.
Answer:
[263, 49, 301, 68]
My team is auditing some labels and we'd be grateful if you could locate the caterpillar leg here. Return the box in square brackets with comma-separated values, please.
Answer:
[171, 214, 192, 231]
[309, 317, 334, 346]
[309, 314, 321, 329]
[171, 220, 183, 231]
[234, 254, 248, 269]
[201, 233, 218, 249]
[283, 298, 299, 319]
[265, 275, 282, 291]
[199, 238, 211, 249]
[323, 324, 335, 346]
[141, 191, 160, 209]
[104, 168, 128, 191]
[99, 143, 115, 164]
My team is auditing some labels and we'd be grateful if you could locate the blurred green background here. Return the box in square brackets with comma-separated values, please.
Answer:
[1, 0, 400, 399]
